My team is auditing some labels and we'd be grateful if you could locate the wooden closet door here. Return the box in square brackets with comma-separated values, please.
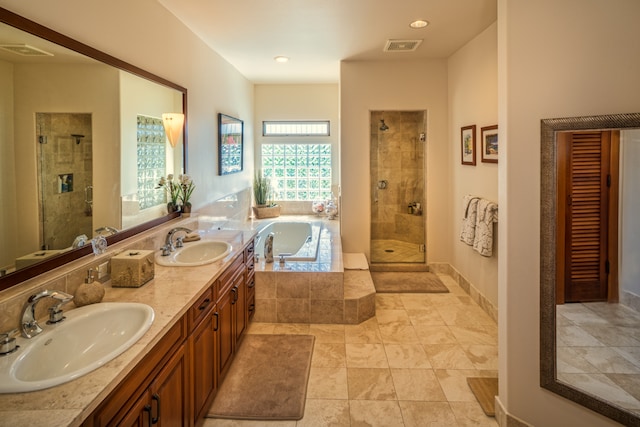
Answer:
[557, 131, 613, 303]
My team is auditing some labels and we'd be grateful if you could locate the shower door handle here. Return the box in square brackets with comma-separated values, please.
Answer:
[85, 185, 93, 206]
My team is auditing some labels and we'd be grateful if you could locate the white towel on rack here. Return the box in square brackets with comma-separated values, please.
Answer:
[473, 199, 499, 257]
[460, 195, 480, 246]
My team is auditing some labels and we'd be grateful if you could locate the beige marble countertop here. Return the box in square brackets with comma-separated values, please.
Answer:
[0, 226, 257, 427]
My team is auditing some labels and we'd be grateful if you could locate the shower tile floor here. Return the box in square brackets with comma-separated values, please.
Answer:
[203, 273, 498, 427]
[371, 239, 425, 264]
[556, 302, 640, 413]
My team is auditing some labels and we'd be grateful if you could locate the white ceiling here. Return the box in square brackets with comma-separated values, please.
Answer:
[159, 0, 497, 84]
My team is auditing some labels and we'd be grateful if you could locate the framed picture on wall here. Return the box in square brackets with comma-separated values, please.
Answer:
[461, 125, 476, 165]
[481, 125, 499, 163]
[218, 113, 244, 175]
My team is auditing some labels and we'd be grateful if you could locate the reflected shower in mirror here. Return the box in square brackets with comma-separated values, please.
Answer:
[540, 112, 640, 426]
[0, 7, 186, 290]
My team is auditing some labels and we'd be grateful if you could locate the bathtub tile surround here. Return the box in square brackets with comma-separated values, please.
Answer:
[253, 219, 377, 325]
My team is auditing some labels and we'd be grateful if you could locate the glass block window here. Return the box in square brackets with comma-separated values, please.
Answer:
[261, 144, 332, 201]
[136, 115, 166, 210]
[263, 121, 330, 136]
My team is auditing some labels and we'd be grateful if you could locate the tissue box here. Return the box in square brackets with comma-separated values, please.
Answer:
[111, 250, 155, 288]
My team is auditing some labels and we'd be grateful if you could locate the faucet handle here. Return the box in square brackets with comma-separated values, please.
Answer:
[0, 329, 19, 356]
[175, 237, 184, 248]
[47, 291, 74, 324]
[278, 253, 292, 264]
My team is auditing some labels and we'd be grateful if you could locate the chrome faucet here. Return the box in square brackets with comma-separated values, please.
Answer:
[164, 227, 193, 253]
[264, 232, 274, 263]
[21, 290, 74, 338]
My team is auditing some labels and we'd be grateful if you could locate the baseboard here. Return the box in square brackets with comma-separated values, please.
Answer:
[428, 262, 498, 323]
[620, 289, 640, 313]
[495, 396, 533, 427]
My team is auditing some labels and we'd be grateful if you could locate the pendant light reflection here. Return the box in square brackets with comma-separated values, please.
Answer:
[379, 119, 389, 132]
[162, 113, 185, 147]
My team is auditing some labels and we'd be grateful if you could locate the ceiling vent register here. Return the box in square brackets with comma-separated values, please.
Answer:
[383, 39, 423, 52]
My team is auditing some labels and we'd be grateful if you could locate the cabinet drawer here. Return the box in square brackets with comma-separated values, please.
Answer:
[217, 253, 244, 298]
[244, 241, 255, 262]
[189, 286, 214, 331]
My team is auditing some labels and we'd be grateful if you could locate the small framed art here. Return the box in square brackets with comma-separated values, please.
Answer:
[481, 125, 498, 163]
[461, 125, 476, 165]
[218, 113, 244, 175]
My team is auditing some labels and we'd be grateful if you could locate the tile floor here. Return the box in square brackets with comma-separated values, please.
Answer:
[556, 302, 640, 413]
[204, 273, 498, 427]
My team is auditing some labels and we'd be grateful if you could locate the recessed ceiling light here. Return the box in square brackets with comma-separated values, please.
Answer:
[409, 20, 429, 29]
[274, 56, 289, 63]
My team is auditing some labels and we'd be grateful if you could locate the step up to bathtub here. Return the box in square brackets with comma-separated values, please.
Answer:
[343, 270, 376, 324]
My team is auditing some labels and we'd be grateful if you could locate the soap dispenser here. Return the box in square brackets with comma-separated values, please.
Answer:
[74, 268, 105, 307]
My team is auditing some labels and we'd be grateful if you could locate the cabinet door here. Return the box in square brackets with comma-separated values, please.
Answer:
[118, 392, 152, 427]
[191, 308, 217, 423]
[151, 344, 190, 426]
[233, 273, 247, 341]
[216, 287, 235, 380]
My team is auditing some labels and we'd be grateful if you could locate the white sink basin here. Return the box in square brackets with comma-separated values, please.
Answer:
[0, 302, 154, 393]
[156, 240, 232, 267]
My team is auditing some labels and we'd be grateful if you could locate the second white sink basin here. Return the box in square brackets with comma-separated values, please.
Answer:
[0, 302, 154, 393]
[156, 240, 232, 267]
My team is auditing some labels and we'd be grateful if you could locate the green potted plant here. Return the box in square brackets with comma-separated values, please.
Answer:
[252, 171, 280, 219]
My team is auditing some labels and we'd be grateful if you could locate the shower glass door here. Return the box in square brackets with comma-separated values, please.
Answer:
[370, 111, 426, 264]
[36, 113, 93, 250]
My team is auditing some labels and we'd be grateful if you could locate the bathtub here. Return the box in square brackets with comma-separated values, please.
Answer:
[254, 221, 322, 261]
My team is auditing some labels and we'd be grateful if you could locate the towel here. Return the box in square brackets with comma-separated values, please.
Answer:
[343, 253, 369, 270]
[473, 199, 498, 257]
[460, 195, 480, 245]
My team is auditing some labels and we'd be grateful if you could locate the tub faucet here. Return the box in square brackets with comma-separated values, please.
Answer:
[164, 227, 192, 253]
[264, 232, 274, 263]
[21, 290, 74, 338]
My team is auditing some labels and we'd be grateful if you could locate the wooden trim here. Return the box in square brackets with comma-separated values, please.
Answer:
[555, 132, 569, 304]
[608, 130, 620, 302]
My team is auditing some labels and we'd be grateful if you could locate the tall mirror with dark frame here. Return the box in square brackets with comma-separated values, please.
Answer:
[541, 113, 640, 426]
[0, 7, 187, 290]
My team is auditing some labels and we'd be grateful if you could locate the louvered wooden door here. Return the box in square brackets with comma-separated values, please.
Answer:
[556, 131, 619, 303]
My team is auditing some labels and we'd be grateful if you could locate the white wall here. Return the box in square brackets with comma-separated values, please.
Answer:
[340, 59, 449, 261]
[254, 84, 340, 208]
[448, 23, 498, 306]
[498, 0, 640, 425]
[620, 130, 640, 296]
[1, 0, 255, 217]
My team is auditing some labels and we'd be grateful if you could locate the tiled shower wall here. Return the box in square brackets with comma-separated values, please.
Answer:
[370, 111, 426, 246]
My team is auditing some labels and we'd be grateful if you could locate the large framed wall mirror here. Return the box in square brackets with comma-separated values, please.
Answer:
[0, 7, 187, 290]
[541, 112, 640, 426]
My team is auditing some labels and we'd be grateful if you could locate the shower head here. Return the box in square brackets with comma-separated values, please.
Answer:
[379, 119, 389, 132]
[71, 134, 85, 144]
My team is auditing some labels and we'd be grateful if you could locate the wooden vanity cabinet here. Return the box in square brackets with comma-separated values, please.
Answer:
[189, 286, 217, 424]
[245, 242, 256, 320]
[86, 317, 189, 426]
[215, 252, 246, 381]
[84, 239, 255, 427]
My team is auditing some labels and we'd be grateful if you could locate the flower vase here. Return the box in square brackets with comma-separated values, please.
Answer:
[182, 203, 192, 217]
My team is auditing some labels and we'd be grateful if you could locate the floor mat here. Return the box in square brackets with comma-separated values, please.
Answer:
[371, 271, 449, 293]
[207, 334, 315, 420]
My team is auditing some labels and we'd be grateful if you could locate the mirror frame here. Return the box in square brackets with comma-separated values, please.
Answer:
[540, 112, 640, 426]
[0, 7, 188, 291]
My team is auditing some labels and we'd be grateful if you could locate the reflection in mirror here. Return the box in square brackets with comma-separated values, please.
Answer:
[540, 113, 640, 426]
[0, 8, 186, 290]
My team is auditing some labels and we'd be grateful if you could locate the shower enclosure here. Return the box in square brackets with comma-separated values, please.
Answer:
[36, 113, 93, 250]
[370, 111, 426, 265]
